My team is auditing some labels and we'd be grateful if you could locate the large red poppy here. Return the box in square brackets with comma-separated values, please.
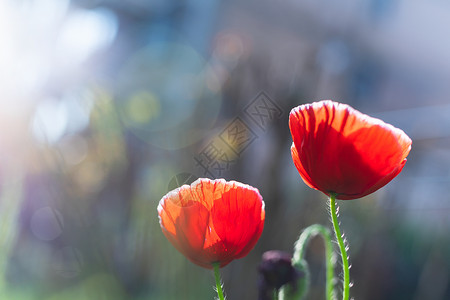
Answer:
[289, 100, 412, 200]
[158, 178, 265, 269]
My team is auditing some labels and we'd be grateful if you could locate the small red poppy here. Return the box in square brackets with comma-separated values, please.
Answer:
[289, 100, 412, 200]
[158, 178, 265, 269]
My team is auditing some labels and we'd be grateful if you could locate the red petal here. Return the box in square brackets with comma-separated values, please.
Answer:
[289, 101, 411, 199]
[210, 181, 265, 267]
[158, 178, 265, 269]
[291, 143, 318, 191]
[158, 185, 211, 268]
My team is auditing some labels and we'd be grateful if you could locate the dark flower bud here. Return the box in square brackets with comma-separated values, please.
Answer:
[258, 250, 302, 300]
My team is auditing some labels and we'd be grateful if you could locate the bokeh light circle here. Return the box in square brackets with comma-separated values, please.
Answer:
[30, 207, 64, 241]
[117, 42, 222, 149]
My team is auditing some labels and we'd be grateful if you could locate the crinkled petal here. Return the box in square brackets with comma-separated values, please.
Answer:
[158, 188, 211, 267]
[289, 100, 412, 199]
[158, 178, 265, 269]
[210, 181, 265, 267]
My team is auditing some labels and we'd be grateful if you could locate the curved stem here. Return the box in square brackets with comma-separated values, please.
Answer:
[329, 194, 350, 300]
[213, 263, 225, 300]
[292, 224, 335, 300]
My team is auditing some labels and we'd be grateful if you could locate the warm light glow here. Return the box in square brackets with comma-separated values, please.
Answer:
[0, 0, 118, 166]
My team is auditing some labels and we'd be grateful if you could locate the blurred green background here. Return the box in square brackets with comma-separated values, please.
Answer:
[0, 0, 449, 299]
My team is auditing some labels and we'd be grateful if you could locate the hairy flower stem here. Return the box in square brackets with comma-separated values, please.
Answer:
[292, 224, 335, 300]
[213, 263, 225, 300]
[329, 194, 350, 300]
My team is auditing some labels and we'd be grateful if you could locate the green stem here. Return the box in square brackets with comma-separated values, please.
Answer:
[213, 263, 225, 300]
[329, 194, 350, 300]
[292, 224, 335, 300]
[273, 289, 279, 300]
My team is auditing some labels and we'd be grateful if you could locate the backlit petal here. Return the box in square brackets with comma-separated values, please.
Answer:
[158, 178, 265, 269]
[289, 100, 412, 199]
[211, 181, 265, 267]
[158, 188, 210, 266]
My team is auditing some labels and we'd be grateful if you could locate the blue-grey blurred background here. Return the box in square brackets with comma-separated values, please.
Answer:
[0, 0, 449, 299]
